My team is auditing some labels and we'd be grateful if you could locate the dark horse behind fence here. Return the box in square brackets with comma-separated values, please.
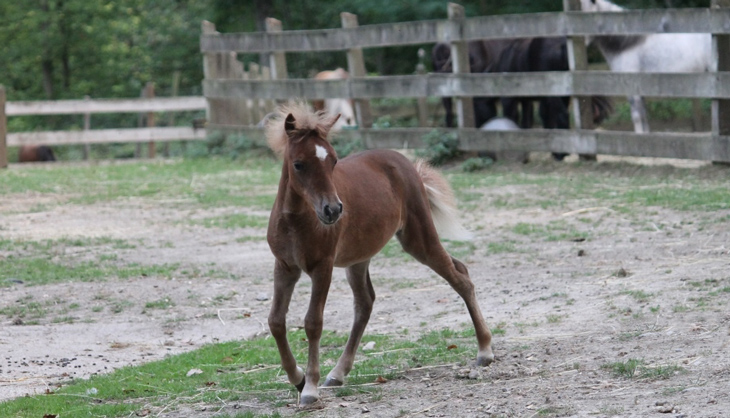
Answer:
[264, 102, 494, 405]
[18, 145, 56, 163]
[432, 37, 613, 159]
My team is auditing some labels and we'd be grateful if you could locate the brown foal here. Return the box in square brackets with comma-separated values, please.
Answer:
[265, 103, 494, 405]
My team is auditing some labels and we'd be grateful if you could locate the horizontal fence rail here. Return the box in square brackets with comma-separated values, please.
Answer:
[7, 127, 206, 147]
[199, 125, 730, 162]
[204, 72, 730, 100]
[6, 97, 207, 116]
[201, 9, 730, 53]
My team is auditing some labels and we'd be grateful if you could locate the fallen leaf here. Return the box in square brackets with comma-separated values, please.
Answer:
[205, 381, 217, 387]
[135, 409, 151, 417]
[447, 344, 458, 350]
[375, 376, 388, 384]
[42, 415, 57, 418]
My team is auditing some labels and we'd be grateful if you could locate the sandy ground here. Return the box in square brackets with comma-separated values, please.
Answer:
[1, 157, 729, 417]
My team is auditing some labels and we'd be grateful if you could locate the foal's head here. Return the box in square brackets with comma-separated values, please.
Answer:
[266, 103, 343, 225]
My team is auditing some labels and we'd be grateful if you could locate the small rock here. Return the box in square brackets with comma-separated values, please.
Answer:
[361, 406, 370, 413]
[468, 369, 480, 380]
[362, 341, 376, 351]
[656, 404, 674, 413]
[256, 293, 269, 301]
[186, 368, 204, 377]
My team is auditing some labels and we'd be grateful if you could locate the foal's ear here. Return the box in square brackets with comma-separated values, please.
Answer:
[324, 113, 341, 132]
[284, 113, 297, 136]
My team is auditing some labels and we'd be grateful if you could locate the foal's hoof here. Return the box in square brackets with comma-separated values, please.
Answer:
[476, 352, 495, 367]
[323, 377, 344, 387]
[299, 394, 319, 406]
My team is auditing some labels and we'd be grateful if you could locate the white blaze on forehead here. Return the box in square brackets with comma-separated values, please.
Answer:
[315, 144, 328, 161]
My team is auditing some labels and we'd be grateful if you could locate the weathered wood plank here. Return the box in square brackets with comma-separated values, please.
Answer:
[7, 127, 207, 147]
[0, 86, 7, 168]
[203, 124, 730, 162]
[200, 9, 730, 53]
[6, 97, 207, 116]
[203, 72, 730, 100]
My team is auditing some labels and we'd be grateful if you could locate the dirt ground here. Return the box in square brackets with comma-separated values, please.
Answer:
[1, 156, 729, 417]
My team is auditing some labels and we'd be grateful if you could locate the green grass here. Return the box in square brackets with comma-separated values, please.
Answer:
[193, 213, 270, 229]
[0, 256, 178, 287]
[511, 221, 590, 242]
[602, 359, 685, 380]
[0, 157, 281, 208]
[0, 328, 482, 417]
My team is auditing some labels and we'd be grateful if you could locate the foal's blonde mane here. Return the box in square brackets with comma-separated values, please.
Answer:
[264, 102, 334, 159]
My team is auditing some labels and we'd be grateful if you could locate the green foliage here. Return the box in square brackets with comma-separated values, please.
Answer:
[416, 130, 460, 166]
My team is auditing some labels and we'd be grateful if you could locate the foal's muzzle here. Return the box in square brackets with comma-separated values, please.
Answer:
[318, 201, 343, 225]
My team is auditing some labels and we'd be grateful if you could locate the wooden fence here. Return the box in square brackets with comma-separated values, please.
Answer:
[0, 83, 208, 168]
[200, 0, 730, 162]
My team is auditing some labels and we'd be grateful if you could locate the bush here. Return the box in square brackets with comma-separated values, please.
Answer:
[416, 130, 460, 166]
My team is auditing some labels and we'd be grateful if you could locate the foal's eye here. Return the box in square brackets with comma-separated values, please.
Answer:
[293, 161, 304, 171]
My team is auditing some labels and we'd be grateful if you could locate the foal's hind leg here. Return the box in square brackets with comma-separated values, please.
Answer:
[324, 260, 375, 387]
[397, 224, 494, 366]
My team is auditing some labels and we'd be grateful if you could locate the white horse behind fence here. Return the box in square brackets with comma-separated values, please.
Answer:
[313, 68, 357, 130]
[580, 0, 711, 133]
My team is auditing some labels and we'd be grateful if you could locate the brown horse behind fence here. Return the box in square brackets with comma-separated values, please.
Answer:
[264, 102, 494, 405]
[18, 145, 56, 163]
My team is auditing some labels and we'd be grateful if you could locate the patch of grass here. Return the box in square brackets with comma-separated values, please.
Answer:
[620, 289, 653, 303]
[487, 241, 520, 254]
[143, 298, 175, 311]
[603, 359, 685, 380]
[194, 213, 270, 229]
[604, 358, 643, 378]
[0, 256, 179, 287]
[0, 325, 469, 418]
[511, 221, 590, 242]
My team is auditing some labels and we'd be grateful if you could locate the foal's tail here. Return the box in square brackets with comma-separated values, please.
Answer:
[414, 160, 473, 241]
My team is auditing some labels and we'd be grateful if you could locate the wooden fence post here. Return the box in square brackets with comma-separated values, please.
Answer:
[341, 12, 374, 129]
[0, 86, 7, 169]
[416, 48, 429, 127]
[564, 0, 596, 160]
[266, 18, 288, 82]
[83, 95, 91, 160]
[447, 3, 475, 129]
[712, 0, 730, 162]
[164, 71, 181, 157]
[144, 82, 156, 158]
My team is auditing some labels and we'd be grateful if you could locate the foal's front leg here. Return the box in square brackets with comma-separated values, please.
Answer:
[300, 263, 334, 405]
[268, 261, 305, 391]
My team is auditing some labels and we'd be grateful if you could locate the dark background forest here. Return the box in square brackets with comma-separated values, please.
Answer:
[0, 1, 710, 114]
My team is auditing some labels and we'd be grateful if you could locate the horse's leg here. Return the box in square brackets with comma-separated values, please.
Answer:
[443, 97, 454, 128]
[628, 95, 650, 133]
[520, 99, 534, 129]
[268, 260, 305, 391]
[396, 223, 494, 366]
[300, 263, 334, 405]
[324, 260, 375, 387]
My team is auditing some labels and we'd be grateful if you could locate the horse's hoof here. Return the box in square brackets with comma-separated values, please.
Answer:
[299, 394, 319, 406]
[476, 353, 495, 367]
[294, 377, 306, 393]
[323, 377, 344, 387]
